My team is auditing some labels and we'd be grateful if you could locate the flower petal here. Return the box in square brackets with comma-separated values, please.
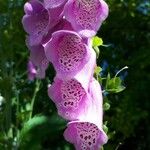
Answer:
[48, 77, 91, 120]
[24, 0, 44, 15]
[42, 19, 74, 45]
[27, 60, 37, 81]
[44, 0, 67, 9]
[73, 47, 96, 90]
[64, 122, 107, 150]
[63, 78, 108, 149]
[44, 30, 94, 79]
[44, 0, 68, 28]
[64, 0, 109, 37]
[22, 0, 50, 45]
[26, 41, 49, 79]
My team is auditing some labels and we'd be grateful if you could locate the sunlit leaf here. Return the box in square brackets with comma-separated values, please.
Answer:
[92, 36, 103, 47]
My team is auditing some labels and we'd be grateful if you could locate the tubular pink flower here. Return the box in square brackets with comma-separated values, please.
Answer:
[64, 78, 108, 150]
[48, 49, 96, 120]
[44, 30, 94, 79]
[22, 0, 67, 46]
[64, 0, 109, 37]
[48, 78, 91, 120]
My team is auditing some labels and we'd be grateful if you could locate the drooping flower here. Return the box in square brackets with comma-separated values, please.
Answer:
[47, 48, 96, 120]
[22, 0, 50, 46]
[27, 60, 37, 81]
[44, 30, 94, 79]
[27, 41, 49, 79]
[64, 0, 109, 37]
[22, 0, 69, 46]
[48, 78, 90, 120]
[44, 0, 68, 26]
[42, 18, 74, 44]
[64, 78, 108, 150]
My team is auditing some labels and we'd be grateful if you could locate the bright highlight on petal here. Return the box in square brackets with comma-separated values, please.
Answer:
[27, 60, 37, 81]
[44, 0, 67, 9]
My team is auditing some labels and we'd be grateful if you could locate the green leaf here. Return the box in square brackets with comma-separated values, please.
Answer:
[103, 124, 108, 134]
[94, 66, 102, 75]
[106, 73, 111, 89]
[105, 76, 126, 93]
[19, 115, 66, 150]
[92, 36, 103, 47]
[92, 36, 103, 58]
[108, 131, 116, 139]
[94, 66, 102, 82]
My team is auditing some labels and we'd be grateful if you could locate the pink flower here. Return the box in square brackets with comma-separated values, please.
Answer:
[64, 0, 109, 37]
[22, 0, 67, 46]
[47, 49, 96, 120]
[48, 78, 90, 120]
[44, 30, 95, 79]
[22, 0, 50, 45]
[64, 78, 108, 150]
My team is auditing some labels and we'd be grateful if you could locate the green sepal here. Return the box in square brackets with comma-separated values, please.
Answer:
[106, 74, 126, 93]
[92, 36, 103, 47]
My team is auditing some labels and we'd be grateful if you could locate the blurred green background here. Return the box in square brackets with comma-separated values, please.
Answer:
[0, 0, 150, 150]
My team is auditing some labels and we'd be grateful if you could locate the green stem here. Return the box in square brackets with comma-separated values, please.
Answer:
[114, 66, 128, 79]
[113, 66, 128, 83]
[4, 85, 12, 137]
[115, 142, 122, 150]
[29, 80, 41, 119]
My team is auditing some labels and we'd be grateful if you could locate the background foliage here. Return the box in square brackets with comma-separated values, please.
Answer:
[0, 0, 149, 149]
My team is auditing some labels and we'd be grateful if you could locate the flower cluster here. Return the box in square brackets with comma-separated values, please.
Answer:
[22, 0, 109, 149]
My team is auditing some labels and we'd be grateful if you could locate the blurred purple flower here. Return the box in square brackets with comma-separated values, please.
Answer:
[64, 78, 108, 150]
[27, 60, 37, 81]
[26, 40, 49, 79]
[64, 0, 109, 37]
